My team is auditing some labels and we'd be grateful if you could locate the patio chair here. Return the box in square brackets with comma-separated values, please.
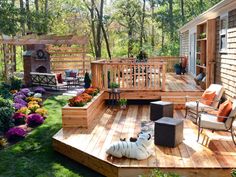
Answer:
[197, 99, 236, 145]
[185, 84, 224, 123]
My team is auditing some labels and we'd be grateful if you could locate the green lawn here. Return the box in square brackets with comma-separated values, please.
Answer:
[0, 95, 104, 177]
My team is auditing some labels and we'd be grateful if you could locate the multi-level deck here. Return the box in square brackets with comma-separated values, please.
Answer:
[53, 106, 236, 177]
[53, 59, 234, 177]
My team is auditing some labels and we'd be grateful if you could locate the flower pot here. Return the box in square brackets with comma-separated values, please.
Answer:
[175, 67, 181, 75]
[120, 105, 127, 110]
[112, 88, 119, 92]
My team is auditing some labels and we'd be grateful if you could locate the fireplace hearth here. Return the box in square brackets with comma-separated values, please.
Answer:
[23, 44, 51, 86]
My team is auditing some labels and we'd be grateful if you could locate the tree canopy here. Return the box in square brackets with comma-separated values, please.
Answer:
[0, 0, 222, 58]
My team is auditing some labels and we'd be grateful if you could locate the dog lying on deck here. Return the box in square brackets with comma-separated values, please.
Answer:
[106, 132, 153, 160]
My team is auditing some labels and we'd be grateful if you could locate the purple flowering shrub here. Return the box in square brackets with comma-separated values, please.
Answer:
[12, 113, 27, 125]
[13, 103, 26, 110]
[14, 97, 27, 106]
[14, 92, 26, 100]
[6, 127, 26, 142]
[34, 87, 46, 94]
[20, 88, 31, 96]
[27, 114, 44, 127]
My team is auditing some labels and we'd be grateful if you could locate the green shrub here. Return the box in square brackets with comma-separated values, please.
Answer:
[0, 97, 14, 135]
[0, 82, 12, 99]
[10, 76, 22, 90]
[110, 82, 120, 88]
[139, 169, 180, 177]
[231, 169, 236, 177]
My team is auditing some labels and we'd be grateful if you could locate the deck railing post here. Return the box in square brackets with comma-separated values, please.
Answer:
[162, 63, 166, 91]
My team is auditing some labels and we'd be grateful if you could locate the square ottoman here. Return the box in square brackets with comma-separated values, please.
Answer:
[154, 117, 183, 147]
[150, 101, 173, 121]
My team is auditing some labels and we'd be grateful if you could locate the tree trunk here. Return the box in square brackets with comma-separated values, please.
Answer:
[26, 0, 31, 31]
[35, 0, 39, 13]
[19, 0, 25, 35]
[96, 0, 104, 59]
[128, 26, 133, 57]
[101, 23, 111, 60]
[90, 0, 98, 59]
[180, 0, 185, 24]
[161, 17, 164, 49]
[151, 0, 155, 51]
[11, 0, 15, 5]
[169, 0, 174, 40]
[140, 0, 146, 50]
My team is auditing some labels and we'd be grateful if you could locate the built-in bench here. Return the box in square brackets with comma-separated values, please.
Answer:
[30, 72, 67, 90]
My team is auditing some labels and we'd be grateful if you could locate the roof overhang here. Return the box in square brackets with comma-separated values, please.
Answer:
[179, 0, 236, 33]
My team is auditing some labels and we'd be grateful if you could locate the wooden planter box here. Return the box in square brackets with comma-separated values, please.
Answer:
[62, 91, 106, 128]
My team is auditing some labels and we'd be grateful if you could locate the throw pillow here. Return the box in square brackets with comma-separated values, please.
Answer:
[56, 73, 63, 83]
[70, 72, 77, 78]
[217, 100, 232, 122]
[65, 70, 71, 77]
[200, 90, 216, 106]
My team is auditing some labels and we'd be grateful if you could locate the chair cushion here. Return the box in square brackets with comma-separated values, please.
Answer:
[200, 90, 216, 106]
[217, 100, 232, 122]
[70, 72, 77, 78]
[185, 101, 212, 110]
[65, 69, 71, 77]
[56, 73, 63, 83]
[200, 113, 226, 130]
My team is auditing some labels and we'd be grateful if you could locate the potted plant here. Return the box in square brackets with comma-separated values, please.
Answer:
[174, 63, 181, 75]
[118, 99, 127, 109]
[110, 82, 120, 92]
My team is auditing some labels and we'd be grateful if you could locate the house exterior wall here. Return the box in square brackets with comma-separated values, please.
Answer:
[215, 9, 236, 98]
[180, 31, 189, 57]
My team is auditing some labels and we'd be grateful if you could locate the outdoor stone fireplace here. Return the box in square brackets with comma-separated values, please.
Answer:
[23, 44, 51, 86]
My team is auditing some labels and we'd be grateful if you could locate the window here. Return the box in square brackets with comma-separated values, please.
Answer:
[219, 13, 228, 52]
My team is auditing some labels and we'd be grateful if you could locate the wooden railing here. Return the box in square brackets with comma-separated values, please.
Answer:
[91, 60, 166, 91]
[107, 56, 186, 73]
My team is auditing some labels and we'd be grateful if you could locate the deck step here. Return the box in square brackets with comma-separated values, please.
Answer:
[161, 95, 202, 109]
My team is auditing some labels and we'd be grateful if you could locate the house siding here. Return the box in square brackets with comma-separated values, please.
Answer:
[180, 31, 189, 57]
[215, 9, 236, 98]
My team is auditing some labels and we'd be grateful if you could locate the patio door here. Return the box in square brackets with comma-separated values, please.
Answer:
[189, 30, 196, 76]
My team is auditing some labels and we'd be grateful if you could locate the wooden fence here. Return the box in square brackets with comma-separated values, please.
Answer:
[47, 45, 91, 75]
[91, 60, 166, 91]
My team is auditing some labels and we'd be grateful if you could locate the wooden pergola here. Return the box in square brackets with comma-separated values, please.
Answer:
[0, 34, 90, 81]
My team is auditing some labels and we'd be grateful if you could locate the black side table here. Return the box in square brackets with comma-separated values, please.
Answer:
[150, 101, 173, 121]
[108, 90, 121, 107]
[154, 117, 183, 147]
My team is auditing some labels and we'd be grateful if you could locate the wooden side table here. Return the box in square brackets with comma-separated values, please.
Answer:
[108, 90, 121, 107]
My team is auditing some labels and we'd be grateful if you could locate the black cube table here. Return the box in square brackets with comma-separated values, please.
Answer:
[150, 101, 173, 121]
[154, 117, 183, 147]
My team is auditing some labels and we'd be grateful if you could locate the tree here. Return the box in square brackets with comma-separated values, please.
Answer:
[114, 0, 142, 57]
[140, 0, 146, 50]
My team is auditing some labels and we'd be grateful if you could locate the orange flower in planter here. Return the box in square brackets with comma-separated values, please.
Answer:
[69, 96, 86, 107]
[80, 93, 93, 102]
[84, 87, 99, 96]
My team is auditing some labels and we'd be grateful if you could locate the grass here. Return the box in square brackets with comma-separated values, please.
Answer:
[0, 95, 104, 177]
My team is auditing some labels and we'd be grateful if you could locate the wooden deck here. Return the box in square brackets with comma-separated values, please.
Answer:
[165, 73, 202, 92]
[53, 106, 236, 177]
